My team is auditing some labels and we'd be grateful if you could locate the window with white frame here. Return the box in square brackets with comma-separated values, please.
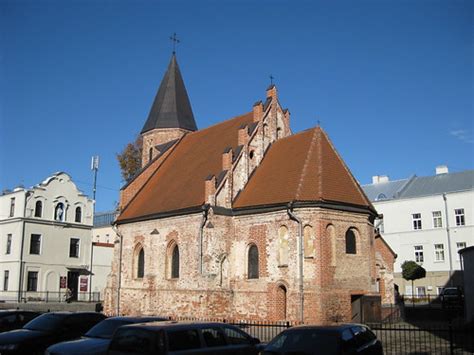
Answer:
[416, 286, 426, 297]
[414, 245, 424, 262]
[69, 238, 80, 258]
[412, 213, 422, 230]
[434, 244, 445, 262]
[3, 270, 9, 291]
[6, 234, 12, 254]
[455, 209, 465, 226]
[456, 242, 466, 260]
[9, 198, 15, 217]
[29, 234, 41, 255]
[432, 211, 442, 228]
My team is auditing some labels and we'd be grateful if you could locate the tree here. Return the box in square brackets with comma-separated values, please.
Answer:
[401, 260, 426, 303]
[117, 136, 142, 182]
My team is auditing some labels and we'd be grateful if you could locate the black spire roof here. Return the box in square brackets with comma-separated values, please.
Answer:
[141, 54, 197, 134]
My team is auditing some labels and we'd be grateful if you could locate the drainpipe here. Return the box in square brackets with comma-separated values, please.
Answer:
[287, 202, 304, 323]
[18, 191, 32, 303]
[442, 193, 454, 286]
[112, 224, 123, 316]
[199, 204, 210, 274]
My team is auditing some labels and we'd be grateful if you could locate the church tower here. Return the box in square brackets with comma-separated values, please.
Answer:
[140, 53, 197, 167]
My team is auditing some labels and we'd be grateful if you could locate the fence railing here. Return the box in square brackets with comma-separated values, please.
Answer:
[0, 290, 100, 303]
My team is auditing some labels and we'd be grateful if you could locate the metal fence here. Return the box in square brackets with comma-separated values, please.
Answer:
[0, 290, 101, 303]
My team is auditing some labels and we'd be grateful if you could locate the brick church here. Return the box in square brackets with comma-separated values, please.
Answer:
[104, 53, 395, 323]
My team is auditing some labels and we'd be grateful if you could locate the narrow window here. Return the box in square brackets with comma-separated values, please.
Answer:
[34, 201, 43, 218]
[27, 271, 38, 291]
[456, 242, 466, 260]
[304, 225, 315, 258]
[278, 226, 289, 266]
[345, 229, 356, 254]
[412, 213, 422, 230]
[432, 211, 442, 228]
[55, 203, 65, 221]
[248, 244, 259, 279]
[414, 245, 424, 263]
[75, 207, 82, 223]
[69, 238, 80, 258]
[149, 147, 153, 162]
[30, 234, 41, 255]
[9, 198, 15, 217]
[434, 244, 445, 262]
[455, 209, 465, 226]
[276, 127, 282, 139]
[171, 245, 179, 278]
[137, 248, 145, 278]
[6, 234, 12, 254]
[3, 270, 9, 291]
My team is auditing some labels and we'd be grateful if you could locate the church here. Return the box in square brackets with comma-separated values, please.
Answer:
[104, 53, 395, 323]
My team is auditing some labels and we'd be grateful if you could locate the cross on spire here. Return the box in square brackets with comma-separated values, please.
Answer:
[170, 33, 180, 53]
[269, 74, 274, 86]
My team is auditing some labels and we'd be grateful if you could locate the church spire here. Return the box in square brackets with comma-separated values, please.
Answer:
[141, 53, 197, 134]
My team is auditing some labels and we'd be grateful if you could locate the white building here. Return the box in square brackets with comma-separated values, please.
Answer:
[0, 172, 95, 302]
[362, 166, 474, 297]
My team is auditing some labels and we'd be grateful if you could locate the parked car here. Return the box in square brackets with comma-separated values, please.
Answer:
[0, 310, 41, 333]
[107, 321, 261, 354]
[0, 311, 106, 354]
[45, 316, 168, 355]
[260, 324, 383, 355]
[440, 287, 464, 309]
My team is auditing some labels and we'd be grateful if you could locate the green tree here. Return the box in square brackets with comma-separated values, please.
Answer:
[401, 260, 426, 303]
[117, 136, 142, 182]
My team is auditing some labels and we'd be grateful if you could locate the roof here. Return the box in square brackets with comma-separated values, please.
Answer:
[362, 170, 474, 202]
[234, 127, 373, 210]
[141, 54, 197, 134]
[118, 112, 255, 222]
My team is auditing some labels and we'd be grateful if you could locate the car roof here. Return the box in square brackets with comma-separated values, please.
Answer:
[106, 316, 168, 322]
[287, 323, 368, 332]
[118, 321, 237, 331]
[0, 310, 39, 314]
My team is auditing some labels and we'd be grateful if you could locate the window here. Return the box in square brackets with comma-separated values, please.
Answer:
[278, 226, 289, 265]
[248, 244, 259, 279]
[34, 201, 43, 218]
[3, 270, 9, 291]
[202, 327, 226, 347]
[304, 225, 315, 258]
[456, 242, 466, 260]
[29, 234, 41, 255]
[416, 286, 426, 297]
[137, 248, 144, 278]
[412, 213, 422, 230]
[455, 209, 465, 226]
[27, 271, 38, 291]
[432, 211, 442, 228]
[345, 229, 356, 254]
[55, 203, 65, 221]
[168, 330, 201, 351]
[223, 325, 252, 345]
[434, 244, 445, 262]
[414, 245, 424, 263]
[75, 207, 82, 223]
[6, 234, 12, 254]
[171, 245, 179, 278]
[9, 198, 15, 217]
[149, 147, 153, 162]
[69, 238, 80, 258]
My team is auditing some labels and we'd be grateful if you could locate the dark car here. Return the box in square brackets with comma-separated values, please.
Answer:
[0, 311, 106, 354]
[45, 316, 168, 355]
[0, 310, 41, 333]
[108, 321, 261, 354]
[440, 287, 464, 309]
[261, 324, 383, 355]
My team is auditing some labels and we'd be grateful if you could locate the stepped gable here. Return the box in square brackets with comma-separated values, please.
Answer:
[118, 112, 254, 222]
[234, 127, 373, 210]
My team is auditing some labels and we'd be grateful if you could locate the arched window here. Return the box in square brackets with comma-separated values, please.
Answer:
[149, 147, 153, 162]
[276, 285, 287, 320]
[278, 226, 289, 266]
[248, 244, 259, 279]
[75, 207, 82, 223]
[55, 203, 65, 221]
[326, 224, 337, 266]
[276, 127, 282, 139]
[34, 201, 42, 218]
[304, 225, 315, 258]
[137, 248, 145, 278]
[345, 229, 356, 254]
[249, 150, 254, 160]
[171, 245, 179, 278]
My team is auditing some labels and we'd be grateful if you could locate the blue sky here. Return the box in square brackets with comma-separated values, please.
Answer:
[1, 0, 472, 212]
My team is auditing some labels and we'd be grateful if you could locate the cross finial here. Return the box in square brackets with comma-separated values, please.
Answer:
[170, 33, 180, 54]
[269, 74, 274, 86]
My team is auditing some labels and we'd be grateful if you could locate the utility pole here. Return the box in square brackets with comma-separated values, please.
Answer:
[90, 156, 99, 301]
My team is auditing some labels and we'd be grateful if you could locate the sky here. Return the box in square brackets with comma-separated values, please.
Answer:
[1, 0, 473, 212]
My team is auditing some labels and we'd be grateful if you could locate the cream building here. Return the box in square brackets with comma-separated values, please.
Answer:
[362, 167, 474, 297]
[0, 172, 95, 302]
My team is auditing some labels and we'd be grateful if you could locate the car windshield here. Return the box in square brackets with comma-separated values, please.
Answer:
[85, 319, 133, 339]
[24, 313, 66, 332]
[444, 289, 459, 295]
[266, 329, 340, 355]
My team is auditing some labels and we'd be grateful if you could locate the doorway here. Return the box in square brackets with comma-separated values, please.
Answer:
[67, 271, 79, 300]
[351, 295, 362, 322]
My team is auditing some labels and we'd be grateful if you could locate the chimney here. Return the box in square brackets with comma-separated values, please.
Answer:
[204, 175, 216, 205]
[436, 165, 449, 175]
[222, 148, 233, 171]
[238, 126, 249, 146]
[372, 175, 389, 184]
[253, 101, 263, 122]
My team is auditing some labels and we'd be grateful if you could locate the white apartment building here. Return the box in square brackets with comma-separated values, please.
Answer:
[0, 172, 95, 302]
[362, 166, 473, 297]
